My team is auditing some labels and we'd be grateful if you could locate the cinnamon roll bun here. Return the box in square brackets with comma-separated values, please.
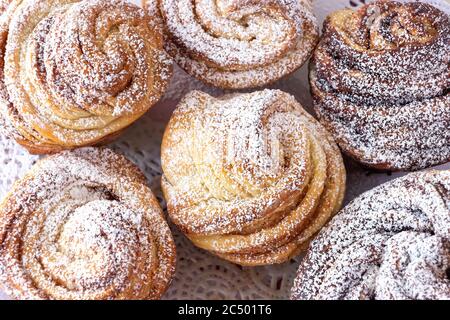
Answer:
[0, 147, 176, 300]
[291, 170, 450, 300]
[310, 1, 450, 171]
[144, 0, 319, 89]
[161, 89, 346, 266]
[0, 0, 172, 154]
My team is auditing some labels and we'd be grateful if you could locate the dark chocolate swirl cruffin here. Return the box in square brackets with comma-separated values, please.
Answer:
[310, 0, 450, 171]
[291, 170, 450, 300]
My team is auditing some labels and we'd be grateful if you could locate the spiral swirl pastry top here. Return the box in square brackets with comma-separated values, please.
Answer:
[291, 170, 450, 300]
[0, 148, 176, 300]
[161, 89, 346, 266]
[310, 1, 450, 171]
[0, 0, 172, 154]
[144, 0, 319, 89]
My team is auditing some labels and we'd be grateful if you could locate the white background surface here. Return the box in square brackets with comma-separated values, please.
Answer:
[0, 0, 449, 300]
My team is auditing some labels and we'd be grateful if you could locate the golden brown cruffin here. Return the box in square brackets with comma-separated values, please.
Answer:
[0, 0, 172, 154]
[161, 89, 346, 266]
[0, 147, 176, 300]
[143, 0, 319, 89]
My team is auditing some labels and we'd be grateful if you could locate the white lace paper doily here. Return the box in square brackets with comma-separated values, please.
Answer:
[0, 0, 449, 300]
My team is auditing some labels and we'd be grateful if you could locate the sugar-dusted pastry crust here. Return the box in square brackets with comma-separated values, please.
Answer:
[143, 0, 319, 89]
[161, 89, 346, 266]
[0, 0, 12, 14]
[310, 0, 450, 171]
[291, 170, 450, 300]
[0, 0, 172, 154]
[0, 147, 176, 300]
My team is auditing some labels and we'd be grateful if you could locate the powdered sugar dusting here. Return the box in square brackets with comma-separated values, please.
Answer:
[310, 0, 450, 171]
[291, 170, 450, 300]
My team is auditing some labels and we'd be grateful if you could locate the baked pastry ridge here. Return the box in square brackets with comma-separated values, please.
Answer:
[161, 89, 346, 266]
[0, 147, 176, 300]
